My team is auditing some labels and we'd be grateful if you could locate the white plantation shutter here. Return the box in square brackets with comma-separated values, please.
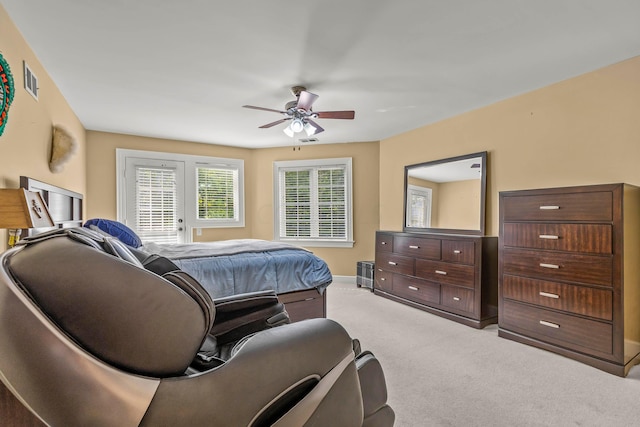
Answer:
[197, 166, 238, 221]
[275, 158, 352, 246]
[281, 169, 312, 237]
[135, 166, 179, 244]
[317, 168, 346, 238]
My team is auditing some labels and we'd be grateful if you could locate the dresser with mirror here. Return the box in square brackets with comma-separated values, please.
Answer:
[375, 152, 498, 328]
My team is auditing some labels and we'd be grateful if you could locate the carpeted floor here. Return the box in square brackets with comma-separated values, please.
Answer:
[326, 277, 640, 427]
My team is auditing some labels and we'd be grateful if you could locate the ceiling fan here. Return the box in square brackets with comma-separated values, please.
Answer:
[243, 86, 355, 137]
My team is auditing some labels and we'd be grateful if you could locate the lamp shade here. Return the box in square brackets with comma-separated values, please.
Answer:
[0, 189, 55, 229]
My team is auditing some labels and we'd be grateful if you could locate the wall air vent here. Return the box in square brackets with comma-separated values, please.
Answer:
[23, 61, 38, 100]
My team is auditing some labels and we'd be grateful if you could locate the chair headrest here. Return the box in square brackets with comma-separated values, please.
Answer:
[7, 229, 213, 377]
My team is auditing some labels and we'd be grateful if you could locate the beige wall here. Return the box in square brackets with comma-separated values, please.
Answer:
[86, 131, 380, 275]
[0, 5, 86, 250]
[435, 179, 480, 230]
[380, 56, 640, 236]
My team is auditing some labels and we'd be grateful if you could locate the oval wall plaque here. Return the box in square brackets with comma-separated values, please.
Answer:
[0, 53, 16, 136]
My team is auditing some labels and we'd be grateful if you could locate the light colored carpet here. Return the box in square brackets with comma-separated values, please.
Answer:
[326, 277, 640, 427]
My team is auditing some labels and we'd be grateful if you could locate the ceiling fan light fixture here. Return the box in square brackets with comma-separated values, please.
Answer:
[290, 118, 304, 133]
[303, 121, 317, 136]
[283, 126, 295, 137]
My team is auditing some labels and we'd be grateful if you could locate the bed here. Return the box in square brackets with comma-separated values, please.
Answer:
[19, 176, 332, 321]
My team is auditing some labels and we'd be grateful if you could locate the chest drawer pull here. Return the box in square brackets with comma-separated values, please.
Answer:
[453, 297, 461, 301]
[539, 234, 559, 240]
[380, 277, 386, 281]
[381, 241, 387, 245]
[539, 205, 560, 210]
[539, 291, 559, 299]
[539, 320, 560, 329]
[408, 245, 420, 249]
[435, 270, 447, 275]
[408, 286, 419, 291]
[453, 250, 462, 254]
[539, 263, 559, 269]
[388, 261, 398, 266]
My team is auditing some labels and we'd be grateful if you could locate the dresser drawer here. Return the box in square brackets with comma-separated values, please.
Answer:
[502, 223, 612, 254]
[376, 233, 394, 253]
[393, 236, 441, 259]
[415, 259, 475, 288]
[501, 300, 613, 356]
[502, 191, 613, 222]
[374, 269, 393, 292]
[442, 240, 475, 264]
[441, 285, 475, 315]
[502, 248, 613, 287]
[393, 275, 440, 305]
[502, 275, 613, 321]
[375, 252, 414, 276]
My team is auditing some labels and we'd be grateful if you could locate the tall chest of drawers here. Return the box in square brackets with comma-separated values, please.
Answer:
[375, 231, 498, 328]
[498, 183, 640, 376]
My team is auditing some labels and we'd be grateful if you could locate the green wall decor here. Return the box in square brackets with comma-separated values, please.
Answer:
[0, 53, 16, 136]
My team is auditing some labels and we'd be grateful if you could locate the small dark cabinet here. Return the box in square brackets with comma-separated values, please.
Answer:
[357, 261, 374, 291]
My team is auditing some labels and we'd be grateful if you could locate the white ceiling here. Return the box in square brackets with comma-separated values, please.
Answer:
[2, 0, 639, 149]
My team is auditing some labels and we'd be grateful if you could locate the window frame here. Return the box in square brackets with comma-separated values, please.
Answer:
[273, 157, 354, 248]
[405, 184, 432, 228]
[117, 149, 245, 243]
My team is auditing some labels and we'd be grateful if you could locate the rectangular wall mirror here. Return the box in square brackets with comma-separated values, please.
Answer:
[403, 151, 487, 235]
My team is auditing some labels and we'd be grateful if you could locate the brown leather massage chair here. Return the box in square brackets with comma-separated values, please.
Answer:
[0, 228, 394, 426]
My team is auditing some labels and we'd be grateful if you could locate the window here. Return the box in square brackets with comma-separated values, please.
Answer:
[117, 149, 244, 243]
[406, 185, 432, 228]
[274, 158, 353, 248]
[197, 166, 239, 221]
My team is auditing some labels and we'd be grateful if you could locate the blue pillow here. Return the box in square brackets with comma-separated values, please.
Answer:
[83, 218, 142, 248]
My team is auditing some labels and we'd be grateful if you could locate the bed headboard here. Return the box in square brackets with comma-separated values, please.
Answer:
[20, 176, 83, 236]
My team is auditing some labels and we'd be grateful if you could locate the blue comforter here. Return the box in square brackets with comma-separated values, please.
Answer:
[141, 240, 333, 299]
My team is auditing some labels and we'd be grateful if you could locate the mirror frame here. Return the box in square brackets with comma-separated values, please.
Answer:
[402, 151, 487, 236]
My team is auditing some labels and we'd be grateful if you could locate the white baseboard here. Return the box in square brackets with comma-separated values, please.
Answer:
[332, 275, 357, 283]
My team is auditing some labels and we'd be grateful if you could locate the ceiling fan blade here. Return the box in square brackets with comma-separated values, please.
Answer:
[307, 119, 325, 135]
[259, 118, 290, 129]
[296, 91, 319, 111]
[315, 110, 355, 119]
[243, 105, 287, 114]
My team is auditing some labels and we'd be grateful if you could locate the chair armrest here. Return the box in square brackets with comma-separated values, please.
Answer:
[209, 290, 289, 344]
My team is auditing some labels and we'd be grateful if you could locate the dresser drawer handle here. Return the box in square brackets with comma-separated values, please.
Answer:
[539, 263, 559, 269]
[435, 270, 447, 275]
[380, 277, 386, 281]
[539, 234, 559, 240]
[381, 241, 387, 245]
[408, 286, 419, 291]
[409, 245, 420, 249]
[453, 297, 461, 301]
[539, 291, 559, 299]
[539, 320, 560, 329]
[453, 250, 462, 254]
[388, 261, 398, 266]
[539, 205, 560, 210]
